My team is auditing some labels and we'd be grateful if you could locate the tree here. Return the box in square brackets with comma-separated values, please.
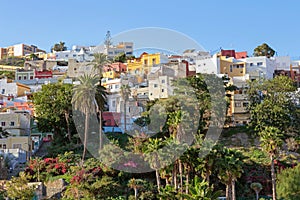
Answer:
[114, 52, 127, 63]
[216, 147, 244, 200]
[259, 126, 283, 200]
[92, 52, 111, 85]
[253, 43, 275, 58]
[250, 182, 263, 200]
[143, 138, 165, 192]
[120, 84, 131, 132]
[277, 164, 300, 199]
[128, 178, 144, 200]
[180, 176, 221, 200]
[6, 172, 35, 200]
[91, 52, 111, 148]
[248, 75, 299, 135]
[28, 53, 38, 61]
[51, 41, 67, 52]
[72, 74, 98, 164]
[33, 82, 74, 142]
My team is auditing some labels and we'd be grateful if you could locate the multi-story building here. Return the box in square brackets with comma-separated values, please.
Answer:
[0, 78, 31, 97]
[102, 62, 127, 79]
[0, 44, 46, 59]
[53, 45, 95, 62]
[67, 59, 96, 78]
[0, 110, 32, 157]
[147, 61, 194, 100]
[127, 52, 168, 75]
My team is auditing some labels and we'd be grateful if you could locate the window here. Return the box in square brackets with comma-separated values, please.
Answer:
[126, 46, 132, 49]
[235, 102, 241, 107]
[144, 60, 148, 65]
[65, 55, 69, 57]
[150, 93, 153, 96]
[257, 62, 263, 66]
[112, 100, 116, 107]
[0, 144, 2, 148]
[154, 84, 158, 88]
[1, 122, 5, 126]
[161, 89, 164, 92]
[3, 144, 6, 149]
[115, 85, 119, 89]
[161, 79, 165, 84]
[10, 121, 14, 126]
[30, 76, 33, 80]
[18, 76, 22, 80]
[1, 89, 5, 94]
[23, 76, 27, 80]
[243, 102, 249, 107]
[73, 54, 76, 57]
[230, 65, 233, 72]
[13, 144, 22, 149]
[152, 58, 156, 65]
[249, 63, 253, 66]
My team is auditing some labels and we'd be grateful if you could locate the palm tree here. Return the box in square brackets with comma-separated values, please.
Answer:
[91, 53, 110, 149]
[120, 84, 131, 132]
[250, 182, 263, 200]
[91, 53, 111, 85]
[144, 138, 164, 192]
[95, 84, 107, 150]
[259, 126, 283, 200]
[72, 74, 98, 164]
[216, 147, 244, 200]
[128, 178, 143, 200]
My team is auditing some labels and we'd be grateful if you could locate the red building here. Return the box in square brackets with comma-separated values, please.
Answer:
[103, 62, 127, 73]
[34, 69, 52, 79]
[102, 112, 121, 127]
[221, 50, 247, 59]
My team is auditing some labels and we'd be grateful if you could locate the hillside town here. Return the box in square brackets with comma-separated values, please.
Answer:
[0, 35, 299, 200]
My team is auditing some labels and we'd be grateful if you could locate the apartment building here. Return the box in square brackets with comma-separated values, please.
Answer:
[0, 44, 46, 59]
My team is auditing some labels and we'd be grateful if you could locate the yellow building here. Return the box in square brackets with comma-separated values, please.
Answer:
[102, 70, 120, 79]
[219, 56, 246, 77]
[127, 52, 168, 75]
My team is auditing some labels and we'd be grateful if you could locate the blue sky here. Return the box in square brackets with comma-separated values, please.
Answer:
[0, 0, 299, 57]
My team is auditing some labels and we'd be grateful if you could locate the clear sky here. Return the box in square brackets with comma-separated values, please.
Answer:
[0, 0, 299, 58]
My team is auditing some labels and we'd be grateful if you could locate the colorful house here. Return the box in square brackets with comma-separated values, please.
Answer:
[127, 52, 168, 75]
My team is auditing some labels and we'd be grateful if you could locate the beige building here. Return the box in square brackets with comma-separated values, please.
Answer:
[67, 59, 96, 78]
[0, 44, 46, 59]
[0, 110, 31, 152]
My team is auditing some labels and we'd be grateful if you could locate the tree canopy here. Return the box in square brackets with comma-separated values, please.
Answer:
[253, 43, 275, 58]
[51, 41, 67, 52]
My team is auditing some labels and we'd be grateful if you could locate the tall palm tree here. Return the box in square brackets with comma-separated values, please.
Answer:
[91, 53, 110, 149]
[120, 84, 131, 132]
[95, 84, 107, 150]
[144, 138, 164, 192]
[259, 126, 283, 200]
[72, 74, 98, 164]
[216, 147, 244, 200]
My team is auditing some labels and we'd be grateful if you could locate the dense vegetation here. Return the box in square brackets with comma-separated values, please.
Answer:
[2, 74, 299, 199]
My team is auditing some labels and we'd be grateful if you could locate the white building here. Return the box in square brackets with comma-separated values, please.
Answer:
[53, 45, 95, 62]
[195, 54, 220, 74]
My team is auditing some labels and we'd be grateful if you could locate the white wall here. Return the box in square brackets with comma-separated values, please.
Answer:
[195, 54, 219, 74]
[13, 44, 23, 57]
[0, 79, 17, 96]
